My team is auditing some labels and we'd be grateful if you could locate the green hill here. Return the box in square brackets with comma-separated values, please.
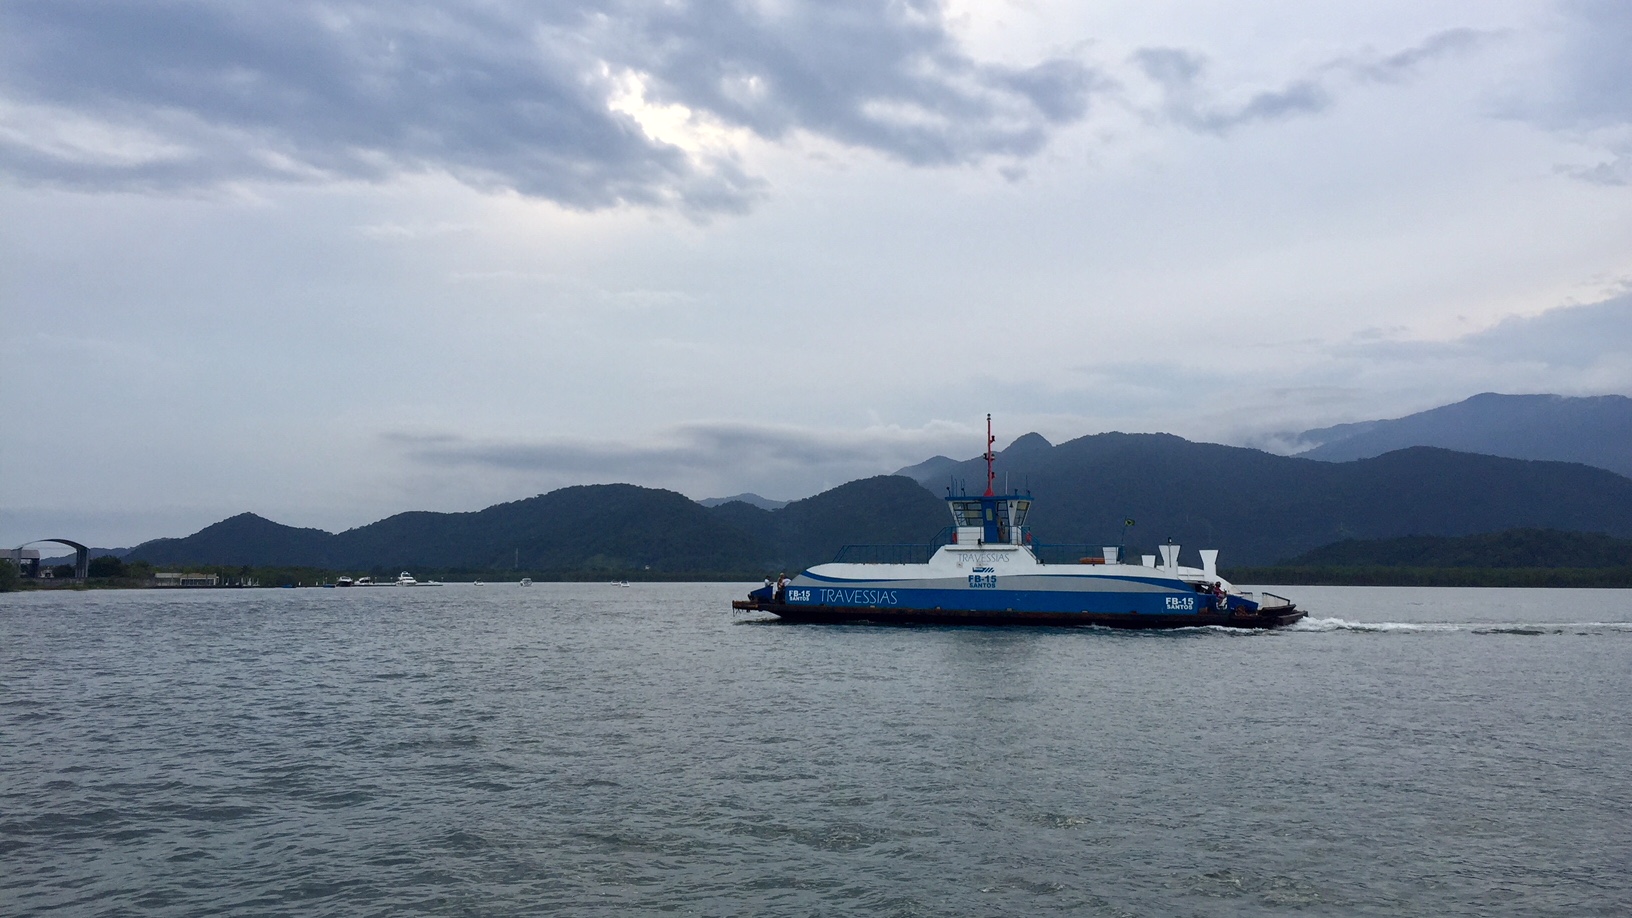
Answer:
[131, 513, 336, 567]
[326, 484, 765, 574]
[707, 475, 949, 572]
[125, 478, 949, 577]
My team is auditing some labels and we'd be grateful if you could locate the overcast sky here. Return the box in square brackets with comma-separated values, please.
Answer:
[4, 0, 1631, 547]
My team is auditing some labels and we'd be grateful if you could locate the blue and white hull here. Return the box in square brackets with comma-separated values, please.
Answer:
[735, 543, 1302, 629]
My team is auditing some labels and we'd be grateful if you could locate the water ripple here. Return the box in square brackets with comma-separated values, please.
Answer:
[2, 584, 1628, 916]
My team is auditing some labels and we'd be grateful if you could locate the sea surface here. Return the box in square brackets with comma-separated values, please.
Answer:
[2, 584, 1628, 917]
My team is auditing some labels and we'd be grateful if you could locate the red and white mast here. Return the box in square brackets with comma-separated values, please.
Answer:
[983, 413, 996, 496]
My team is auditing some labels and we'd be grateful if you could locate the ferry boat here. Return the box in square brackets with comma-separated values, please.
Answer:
[733, 417, 1303, 630]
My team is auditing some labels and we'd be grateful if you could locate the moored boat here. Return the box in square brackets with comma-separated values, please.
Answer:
[733, 417, 1303, 630]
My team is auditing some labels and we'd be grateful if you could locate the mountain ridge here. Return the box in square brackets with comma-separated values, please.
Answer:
[1293, 392, 1632, 477]
[127, 478, 947, 575]
[893, 431, 1632, 563]
[127, 433, 1632, 571]
[696, 493, 788, 510]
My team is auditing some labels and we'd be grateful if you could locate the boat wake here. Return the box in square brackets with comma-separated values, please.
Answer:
[1291, 617, 1632, 635]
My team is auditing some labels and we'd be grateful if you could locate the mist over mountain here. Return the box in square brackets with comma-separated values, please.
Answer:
[1292, 393, 1632, 478]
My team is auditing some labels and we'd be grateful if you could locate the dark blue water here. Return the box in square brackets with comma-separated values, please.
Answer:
[3, 584, 1628, 916]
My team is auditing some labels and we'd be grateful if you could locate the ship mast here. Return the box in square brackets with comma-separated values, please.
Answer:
[983, 413, 996, 497]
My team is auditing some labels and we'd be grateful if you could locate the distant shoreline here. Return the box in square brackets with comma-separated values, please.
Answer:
[9, 567, 1632, 591]
[2, 570, 774, 591]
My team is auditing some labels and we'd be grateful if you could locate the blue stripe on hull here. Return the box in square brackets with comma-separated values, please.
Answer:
[734, 601, 1306, 629]
[782, 586, 1215, 617]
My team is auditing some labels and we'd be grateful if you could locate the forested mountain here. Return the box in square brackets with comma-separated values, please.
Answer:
[330, 484, 763, 572]
[896, 432, 1632, 564]
[132, 513, 335, 567]
[1293, 392, 1632, 477]
[705, 476, 949, 571]
[131, 485, 772, 575]
[126, 478, 946, 575]
[129, 430, 1632, 573]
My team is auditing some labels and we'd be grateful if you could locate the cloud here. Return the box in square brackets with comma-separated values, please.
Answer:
[1227, 293, 1632, 450]
[984, 290, 1632, 455]
[1547, 0, 1632, 127]
[356, 220, 480, 240]
[0, 0, 1099, 214]
[1345, 28, 1491, 84]
[1134, 28, 1490, 135]
[1260, 292, 1632, 432]
[383, 419, 975, 498]
[1321, 290, 1632, 379]
[1557, 145, 1632, 185]
[631, 3, 1100, 165]
[1134, 46, 1332, 135]
[1491, 0, 1632, 186]
[1450, 289, 1632, 369]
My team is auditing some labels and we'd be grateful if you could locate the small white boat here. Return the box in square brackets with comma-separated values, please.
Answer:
[336, 576, 354, 588]
[395, 571, 419, 586]
[520, 578, 533, 586]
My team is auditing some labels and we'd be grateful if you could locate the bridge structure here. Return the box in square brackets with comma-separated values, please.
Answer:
[10, 540, 90, 580]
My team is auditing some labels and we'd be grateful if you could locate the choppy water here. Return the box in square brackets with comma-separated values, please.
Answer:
[2, 584, 1629, 917]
